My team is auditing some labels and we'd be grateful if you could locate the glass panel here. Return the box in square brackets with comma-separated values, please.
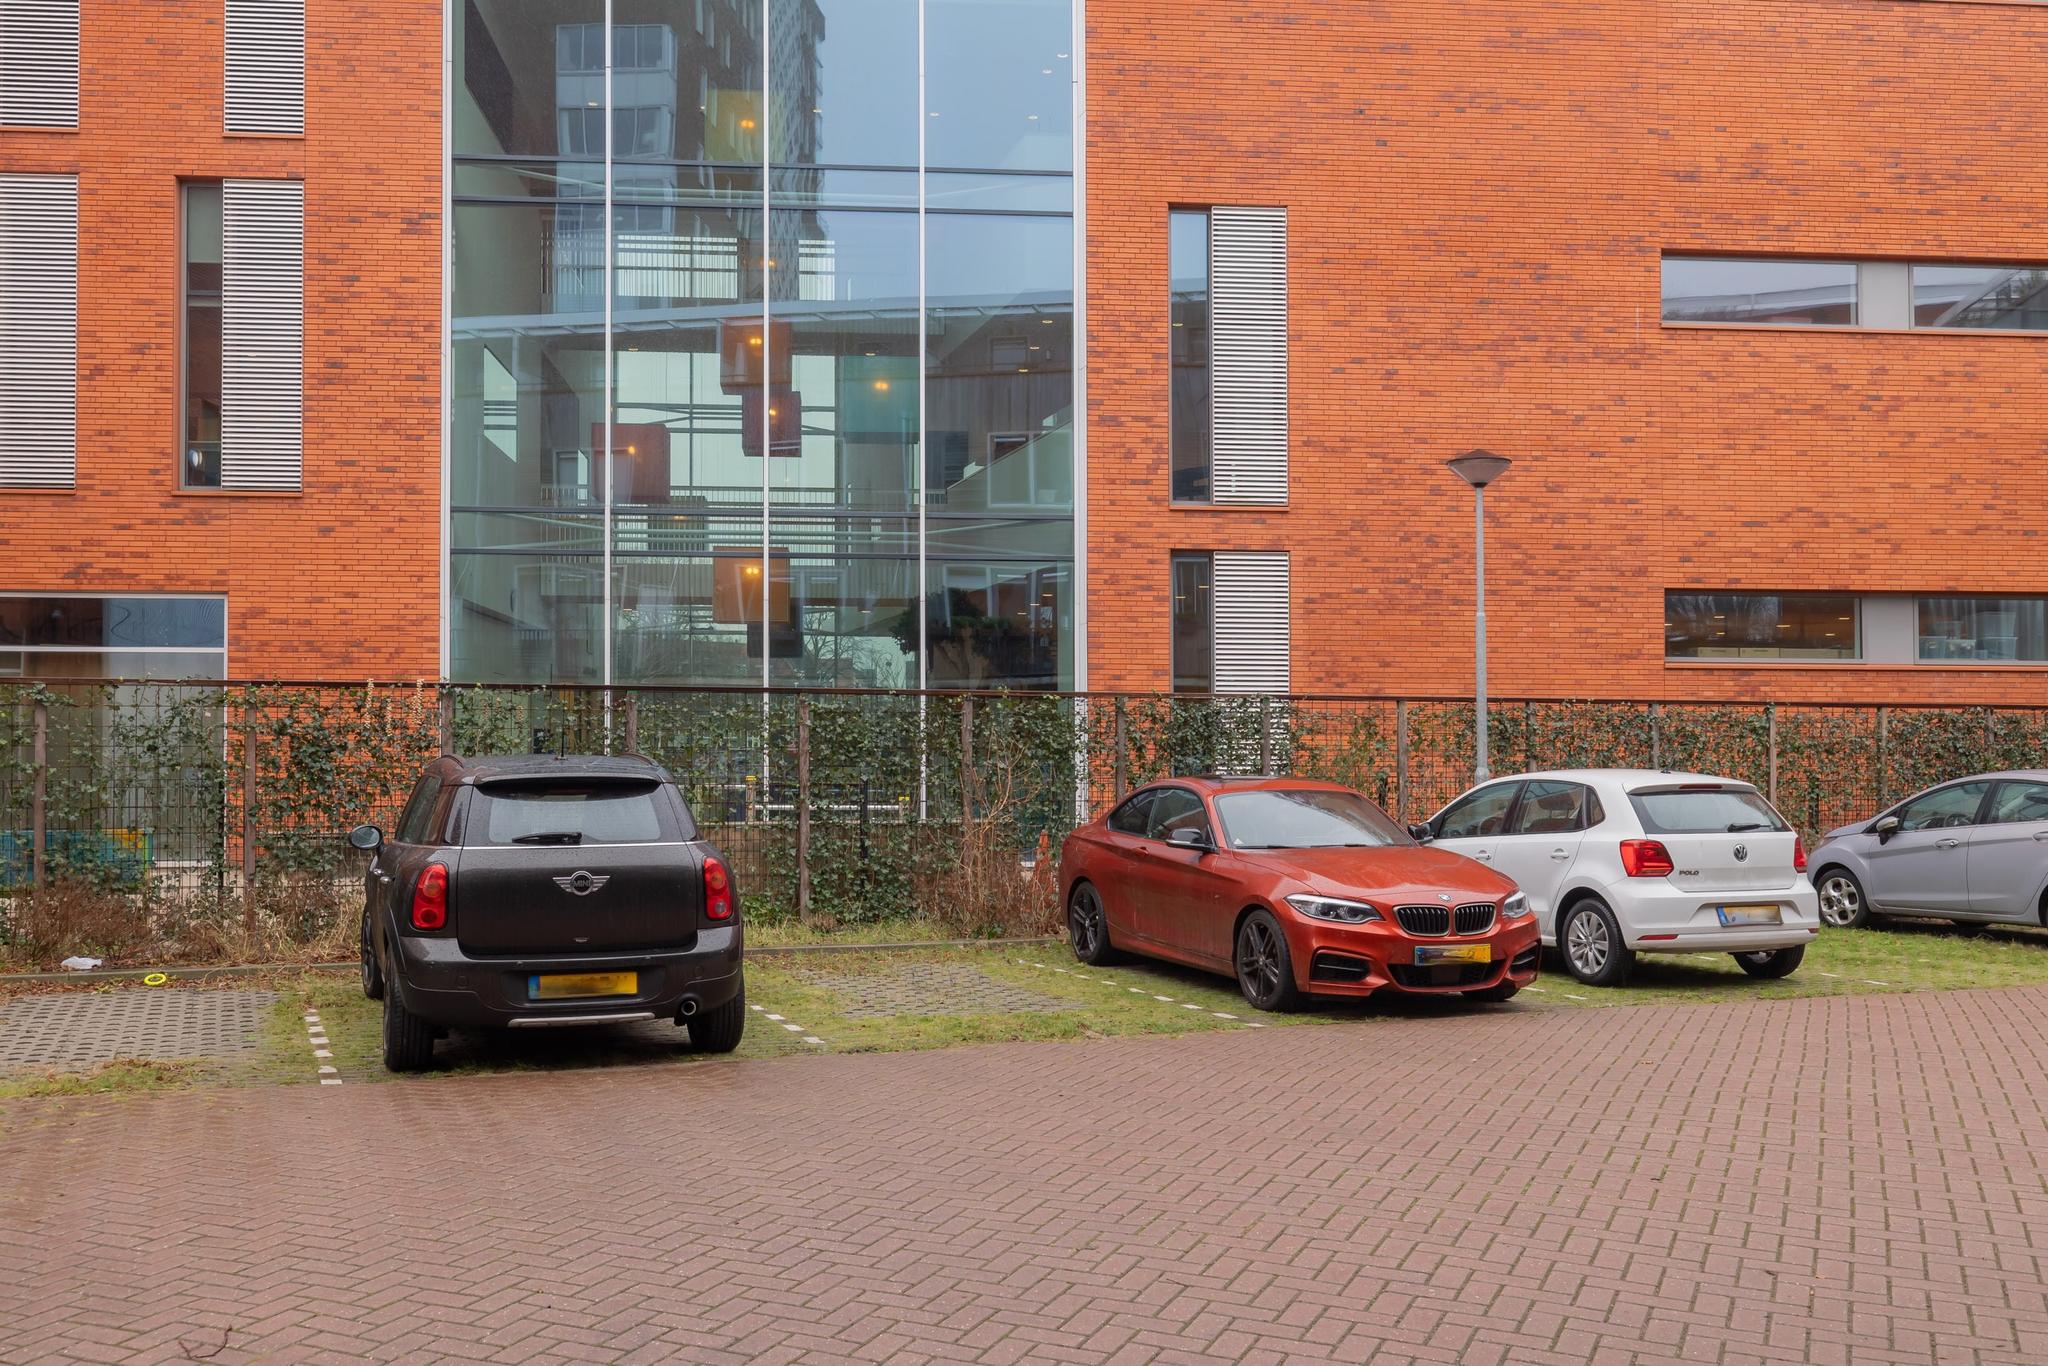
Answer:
[1169, 209, 1210, 502]
[453, 160, 613, 202]
[1989, 781, 2048, 825]
[0, 597, 225, 648]
[449, 552, 604, 683]
[1437, 783, 1520, 840]
[1895, 782, 1990, 832]
[1509, 781, 1587, 835]
[1660, 257, 1857, 326]
[768, 167, 919, 208]
[924, 560, 1069, 689]
[1664, 593, 1860, 659]
[1171, 554, 1212, 693]
[926, 213, 1072, 515]
[1917, 597, 2048, 663]
[450, 512, 607, 553]
[924, 172, 1072, 212]
[780, 553, 920, 688]
[6, 652, 228, 681]
[925, 0, 1072, 172]
[457, 0, 609, 159]
[1630, 788, 1785, 835]
[1912, 265, 2048, 331]
[181, 182, 223, 488]
[770, 0, 917, 171]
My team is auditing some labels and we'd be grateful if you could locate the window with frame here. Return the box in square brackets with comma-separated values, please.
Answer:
[0, 594, 226, 680]
[1665, 592, 1859, 660]
[1107, 790, 1157, 836]
[1436, 783, 1520, 840]
[1893, 782, 1990, 832]
[1144, 788, 1210, 843]
[1987, 781, 2048, 826]
[1169, 210, 1210, 502]
[181, 182, 224, 488]
[1171, 552, 1212, 693]
[1660, 257, 1857, 326]
[1916, 597, 2048, 663]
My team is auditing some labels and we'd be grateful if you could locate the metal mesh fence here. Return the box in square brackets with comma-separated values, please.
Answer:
[2, 681, 2044, 945]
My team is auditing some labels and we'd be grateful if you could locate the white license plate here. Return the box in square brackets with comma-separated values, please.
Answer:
[1716, 904, 1782, 927]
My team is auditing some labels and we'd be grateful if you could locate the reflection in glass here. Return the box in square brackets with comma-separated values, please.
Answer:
[1172, 554, 1213, 692]
[181, 182, 223, 488]
[771, 0, 916, 171]
[1660, 257, 1857, 326]
[1912, 265, 2048, 332]
[924, 561, 1069, 689]
[1917, 597, 2048, 663]
[925, 0, 1072, 171]
[1169, 209, 1210, 502]
[449, 552, 605, 683]
[1664, 593, 1859, 660]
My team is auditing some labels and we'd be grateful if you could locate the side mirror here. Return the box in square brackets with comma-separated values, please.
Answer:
[347, 824, 384, 851]
[1168, 828, 1214, 853]
[1873, 815, 1900, 843]
[1409, 823, 1434, 843]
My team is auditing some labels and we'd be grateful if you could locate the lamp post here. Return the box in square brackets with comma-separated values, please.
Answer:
[1446, 450, 1512, 783]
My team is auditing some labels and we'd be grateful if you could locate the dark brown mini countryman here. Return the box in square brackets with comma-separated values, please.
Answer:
[351, 754, 743, 1071]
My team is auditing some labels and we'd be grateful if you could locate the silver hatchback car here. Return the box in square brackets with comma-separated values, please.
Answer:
[1807, 771, 2048, 930]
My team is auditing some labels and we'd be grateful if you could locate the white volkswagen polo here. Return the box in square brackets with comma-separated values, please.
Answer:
[1414, 769, 1821, 986]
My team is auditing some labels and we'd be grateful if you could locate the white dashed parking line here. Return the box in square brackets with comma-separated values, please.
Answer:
[304, 1010, 340, 1085]
[749, 1002, 826, 1047]
[1016, 960, 1266, 1033]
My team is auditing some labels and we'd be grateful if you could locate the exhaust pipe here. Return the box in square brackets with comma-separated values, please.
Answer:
[678, 998, 700, 1018]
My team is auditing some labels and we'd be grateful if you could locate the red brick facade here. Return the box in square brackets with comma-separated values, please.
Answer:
[0, 0, 442, 679]
[1085, 0, 2048, 704]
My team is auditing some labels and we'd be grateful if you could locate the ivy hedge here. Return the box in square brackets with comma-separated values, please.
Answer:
[1, 682, 2043, 948]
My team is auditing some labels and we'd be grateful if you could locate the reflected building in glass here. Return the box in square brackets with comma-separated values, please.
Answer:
[451, 0, 1077, 690]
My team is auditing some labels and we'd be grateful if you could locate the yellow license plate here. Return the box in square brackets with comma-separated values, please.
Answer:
[1415, 944, 1491, 965]
[530, 971, 638, 1000]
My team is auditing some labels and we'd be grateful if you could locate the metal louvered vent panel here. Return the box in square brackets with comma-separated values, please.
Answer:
[220, 179, 304, 491]
[0, 173, 78, 488]
[1208, 205, 1287, 505]
[1211, 552, 1290, 695]
[0, 0, 79, 128]
[225, 0, 306, 135]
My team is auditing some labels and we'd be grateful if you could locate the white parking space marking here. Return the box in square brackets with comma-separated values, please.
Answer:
[305, 1011, 339, 1086]
[1017, 960, 1264, 1033]
[748, 1000, 825, 1047]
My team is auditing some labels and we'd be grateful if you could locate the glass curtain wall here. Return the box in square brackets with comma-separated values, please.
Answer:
[451, 0, 1076, 689]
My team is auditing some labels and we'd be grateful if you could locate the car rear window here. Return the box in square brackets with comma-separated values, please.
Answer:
[1214, 790, 1409, 850]
[468, 779, 683, 846]
[1629, 786, 1787, 835]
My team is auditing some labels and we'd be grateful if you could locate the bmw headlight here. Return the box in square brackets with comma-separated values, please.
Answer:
[1500, 891, 1531, 920]
[1285, 894, 1383, 924]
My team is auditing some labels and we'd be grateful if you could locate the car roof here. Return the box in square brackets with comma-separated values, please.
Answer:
[1129, 775, 1359, 796]
[1489, 768, 1763, 790]
[433, 753, 677, 785]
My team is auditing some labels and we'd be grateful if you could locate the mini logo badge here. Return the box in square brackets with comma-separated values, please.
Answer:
[554, 870, 609, 896]
[1732, 844, 1749, 863]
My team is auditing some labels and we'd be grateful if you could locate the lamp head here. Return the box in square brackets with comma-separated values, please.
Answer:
[1447, 450, 1513, 489]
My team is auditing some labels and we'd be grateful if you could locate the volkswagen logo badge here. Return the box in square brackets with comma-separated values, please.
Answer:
[1732, 844, 1749, 863]
[553, 870, 609, 896]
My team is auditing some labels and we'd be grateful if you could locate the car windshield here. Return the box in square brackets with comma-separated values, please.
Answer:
[1214, 789, 1409, 850]
[1629, 786, 1788, 835]
[469, 779, 678, 846]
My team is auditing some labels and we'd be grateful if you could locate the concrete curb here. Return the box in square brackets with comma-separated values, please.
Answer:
[0, 935, 1063, 985]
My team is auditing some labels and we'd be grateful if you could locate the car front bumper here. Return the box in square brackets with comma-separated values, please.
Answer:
[1284, 914, 1543, 997]
[389, 924, 744, 1029]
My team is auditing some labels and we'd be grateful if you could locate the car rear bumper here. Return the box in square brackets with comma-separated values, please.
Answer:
[1603, 881, 1821, 952]
[389, 924, 744, 1029]
[1287, 916, 1543, 997]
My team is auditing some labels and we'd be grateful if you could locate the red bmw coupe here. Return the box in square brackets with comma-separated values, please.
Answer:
[1059, 776, 1541, 1010]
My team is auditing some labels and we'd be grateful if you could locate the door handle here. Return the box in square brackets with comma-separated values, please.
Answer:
[1936, 838, 1962, 850]
[1472, 850, 1492, 861]
[1549, 849, 1570, 861]
[2034, 832, 2048, 842]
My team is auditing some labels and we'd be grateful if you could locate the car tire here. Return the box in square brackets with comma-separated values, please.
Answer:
[1462, 979, 1520, 1004]
[1234, 909, 1301, 1012]
[381, 985, 435, 1072]
[1815, 867, 1871, 930]
[359, 910, 385, 1000]
[687, 982, 747, 1054]
[1559, 898, 1634, 987]
[1733, 945, 1805, 979]
[1067, 881, 1119, 966]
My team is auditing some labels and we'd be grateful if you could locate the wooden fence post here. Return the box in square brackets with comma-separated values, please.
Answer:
[1876, 706, 1889, 810]
[30, 702, 47, 891]
[960, 696, 976, 828]
[1258, 696, 1272, 774]
[796, 697, 812, 922]
[242, 704, 258, 934]
[1649, 703, 1662, 770]
[1112, 699, 1128, 801]
[437, 690, 454, 756]
[1766, 703, 1779, 808]
[1394, 701, 1409, 824]
[623, 692, 639, 754]
[1523, 700, 1535, 772]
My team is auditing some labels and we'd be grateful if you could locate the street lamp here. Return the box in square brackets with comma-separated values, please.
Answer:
[1446, 450, 1512, 784]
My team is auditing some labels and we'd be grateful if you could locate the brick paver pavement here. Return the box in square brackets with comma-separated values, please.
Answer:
[5, 985, 2048, 1364]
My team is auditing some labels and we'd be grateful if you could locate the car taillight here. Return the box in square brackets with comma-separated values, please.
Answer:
[704, 855, 733, 921]
[1619, 839, 1675, 878]
[410, 863, 449, 930]
[1792, 836, 1808, 872]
